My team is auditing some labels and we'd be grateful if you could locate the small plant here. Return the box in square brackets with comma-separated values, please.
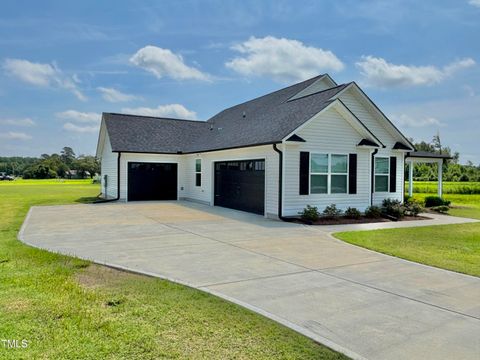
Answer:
[405, 201, 423, 217]
[365, 205, 382, 218]
[322, 204, 343, 219]
[431, 205, 449, 214]
[404, 198, 423, 217]
[344, 207, 361, 219]
[382, 199, 405, 219]
[299, 205, 320, 222]
[424, 196, 451, 208]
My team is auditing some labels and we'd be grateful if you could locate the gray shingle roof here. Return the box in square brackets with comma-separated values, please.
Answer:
[103, 75, 350, 154]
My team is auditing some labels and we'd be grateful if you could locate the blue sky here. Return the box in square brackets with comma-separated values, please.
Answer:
[1, 0, 479, 163]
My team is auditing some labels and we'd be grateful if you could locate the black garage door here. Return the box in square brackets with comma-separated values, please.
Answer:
[214, 159, 265, 215]
[128, 162, 177, 201]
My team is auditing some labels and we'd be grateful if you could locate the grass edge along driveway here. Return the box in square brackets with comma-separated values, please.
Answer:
[0, 180, 346, 360]
[334, 223, 480, 277]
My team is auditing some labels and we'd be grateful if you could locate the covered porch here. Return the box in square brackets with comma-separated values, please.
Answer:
[405, 151, 452, 197]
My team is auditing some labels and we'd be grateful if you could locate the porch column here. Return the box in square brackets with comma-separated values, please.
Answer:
[408, 161, 413, 197]
[438, 160, 443, 197]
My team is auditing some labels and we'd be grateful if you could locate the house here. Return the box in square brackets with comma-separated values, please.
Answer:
[96, 74, 447, 218]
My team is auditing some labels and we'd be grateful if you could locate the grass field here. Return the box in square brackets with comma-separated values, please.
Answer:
[335, 186, 480, 277]
[406, 181, 480, 194]
[0, 180, 345, 359]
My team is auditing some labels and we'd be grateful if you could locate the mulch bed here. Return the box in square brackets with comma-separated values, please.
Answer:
[292, 215, 429, 226]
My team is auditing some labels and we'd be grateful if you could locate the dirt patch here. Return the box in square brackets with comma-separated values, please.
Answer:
[75, 264, 145, 289]
[4, 299, 31, 312]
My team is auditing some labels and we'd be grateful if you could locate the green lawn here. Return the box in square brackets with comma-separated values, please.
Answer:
[335, 192, 480, 277]
[0, 180, 345, 359]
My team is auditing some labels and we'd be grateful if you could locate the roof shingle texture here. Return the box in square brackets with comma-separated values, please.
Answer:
[104, 76, 349, 154]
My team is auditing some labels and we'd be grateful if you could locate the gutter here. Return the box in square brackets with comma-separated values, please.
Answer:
[94, 152, 121, 203]
[370, 149, 378, 206]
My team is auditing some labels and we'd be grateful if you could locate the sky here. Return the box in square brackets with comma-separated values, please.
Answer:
[0, 0, 479, 164]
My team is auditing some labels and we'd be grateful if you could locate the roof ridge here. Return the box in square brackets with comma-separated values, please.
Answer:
[103, 112, 205, 123]
[206, 74, 325, 122]
[286, 82, 352, 103]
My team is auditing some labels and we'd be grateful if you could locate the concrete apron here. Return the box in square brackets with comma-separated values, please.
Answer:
[18, 202, 480, 360]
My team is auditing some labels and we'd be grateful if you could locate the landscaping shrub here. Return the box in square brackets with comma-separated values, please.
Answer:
[322, 204, 343, 219]
[365, 205, 382, 218]
[299, 205, 320, 222]
[404, 199, 423, 217]
[424, 196, 451, 208]
[382, 199, 405, 219]
[344, 207, 361, 219]
[431, 205, 450, 213]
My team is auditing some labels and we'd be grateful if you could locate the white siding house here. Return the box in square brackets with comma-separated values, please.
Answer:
[96, 74, 415, 219]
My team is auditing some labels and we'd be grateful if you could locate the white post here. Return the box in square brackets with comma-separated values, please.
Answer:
[408, 161, 413, 197]
[438, 160, 443, 197]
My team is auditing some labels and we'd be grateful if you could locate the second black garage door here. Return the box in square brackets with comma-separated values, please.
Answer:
[214, 159, 265, 215]
[128, 162, 177, 201]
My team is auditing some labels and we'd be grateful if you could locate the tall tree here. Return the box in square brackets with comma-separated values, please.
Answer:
[60, 147, 76, 167]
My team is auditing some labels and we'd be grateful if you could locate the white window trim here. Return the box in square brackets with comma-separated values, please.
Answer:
[195, 158, 201, 187]
[374, 156, 390, 193]
[310, 153, 349, 194]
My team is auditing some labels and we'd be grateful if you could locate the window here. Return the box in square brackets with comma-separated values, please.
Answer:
[374, 157, 389, 192]
[310, 154, 328, 194]
[310, 154, 348, 194]
[330, 154, 348, 193]
[195, 159, 201, 187]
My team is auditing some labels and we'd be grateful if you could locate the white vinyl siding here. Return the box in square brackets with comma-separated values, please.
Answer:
[338, 87, 404, 204]
[100, 131, 118, 199]
[283, 106, 371, 216]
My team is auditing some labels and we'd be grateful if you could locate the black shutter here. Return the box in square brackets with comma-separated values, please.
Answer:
[299, 152, 309, 195]
[348, 154, 357, 194]
[390, 156, 397, 193]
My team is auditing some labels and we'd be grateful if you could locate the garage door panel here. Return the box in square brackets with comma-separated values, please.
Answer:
[214, 160, 265, 215]
[128, 162, 177, 201]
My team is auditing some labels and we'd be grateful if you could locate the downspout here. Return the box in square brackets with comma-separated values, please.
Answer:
[272, 144, 294, 222]
[370, 149, 378, 206]
[94, 151, 121, 203]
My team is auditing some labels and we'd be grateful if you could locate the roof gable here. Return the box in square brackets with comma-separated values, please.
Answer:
[333, 83, 414, 150]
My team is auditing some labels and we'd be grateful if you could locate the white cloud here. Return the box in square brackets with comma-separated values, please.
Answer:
[130, 45, 210, 81]
[121, 104, 197, 119]
[0, 131, 32, 140]
[225, 36, 344, 83]
[97, 87, 139, 102]
[56, 110, 100, 123]
[356, 56, 475, 87]
[63, 122, 99, 133]
[3, 58, 86, 100]
[468, 0, 480, 7]
[0, 118, 35, 127]
[391, 114, 444, 128]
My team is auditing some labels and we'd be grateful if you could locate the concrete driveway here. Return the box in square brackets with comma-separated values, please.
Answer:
[19, 201, 480, 360]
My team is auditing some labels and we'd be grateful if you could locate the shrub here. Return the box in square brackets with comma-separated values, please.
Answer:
[382, 199, 405, 219]
[299, 205, 320, 222]
[404, 200, 423, 217]
[322, 204, 343, 219]
[431, 205, 449, 213]
[424, 196, 451, 208]
[344, 207, 361, 219]
[365, 205, 382, 218]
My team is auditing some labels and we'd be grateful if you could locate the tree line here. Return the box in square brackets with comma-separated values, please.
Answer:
[410, 134, 480, 182]
[0, 147, 100, 179]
